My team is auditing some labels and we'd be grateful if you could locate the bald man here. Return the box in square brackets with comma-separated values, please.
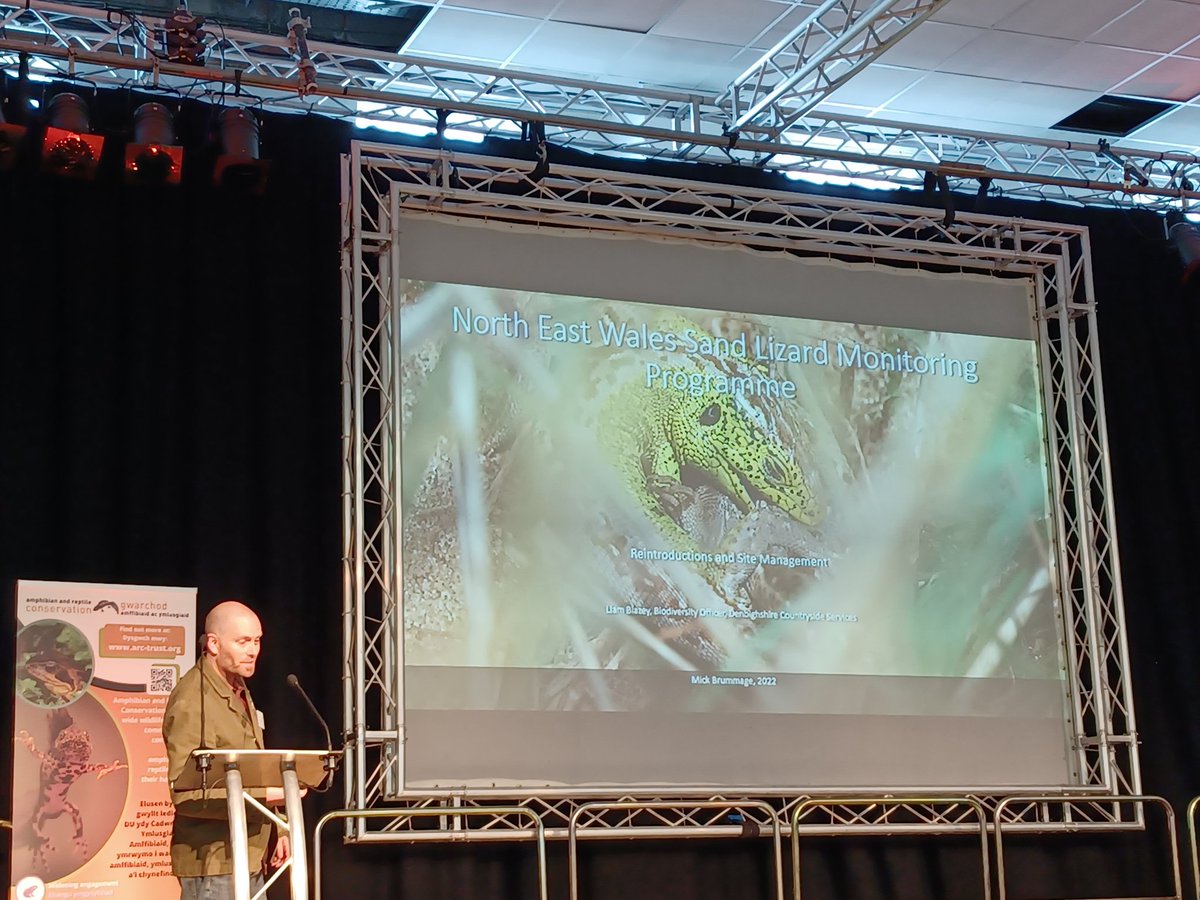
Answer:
[163, 601, 291, 900]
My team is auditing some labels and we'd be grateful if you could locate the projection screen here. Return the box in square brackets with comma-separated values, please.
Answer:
[396, 214, 1073, 790]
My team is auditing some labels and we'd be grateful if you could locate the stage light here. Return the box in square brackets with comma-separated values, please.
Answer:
[42, 92, 105, 179]
[125, 102, 183, 186]
[214, 107, 270, 192]
[1166, 210, 1200, 286]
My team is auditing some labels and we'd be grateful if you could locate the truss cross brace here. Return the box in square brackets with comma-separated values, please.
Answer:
[722, 0, 953, 136]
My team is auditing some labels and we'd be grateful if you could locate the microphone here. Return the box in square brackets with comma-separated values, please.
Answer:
[286, 674, 332, 751]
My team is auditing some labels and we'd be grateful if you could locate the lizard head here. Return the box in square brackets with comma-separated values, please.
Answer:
[669, 392, 821, 525]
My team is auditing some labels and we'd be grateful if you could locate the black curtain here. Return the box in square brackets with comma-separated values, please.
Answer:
[2, 88, 1199, 899]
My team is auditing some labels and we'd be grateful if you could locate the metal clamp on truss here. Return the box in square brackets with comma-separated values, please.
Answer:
[287, 7, 316, 96]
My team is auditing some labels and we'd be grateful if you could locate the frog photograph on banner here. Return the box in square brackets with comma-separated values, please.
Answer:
[398, 279, 1059, 714]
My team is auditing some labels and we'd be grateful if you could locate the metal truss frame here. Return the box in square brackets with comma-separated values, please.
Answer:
[722, 0, 952, 135]
[993, 795, 1183, 900]
[341, 140, 1140, 842]
[790, 796, 992, 899]
[1, 0, 1197, 211]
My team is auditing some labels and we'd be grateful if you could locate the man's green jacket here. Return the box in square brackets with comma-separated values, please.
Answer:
[163, 659, 272, 877]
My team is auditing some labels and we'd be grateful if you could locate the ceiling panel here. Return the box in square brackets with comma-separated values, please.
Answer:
[609, 34, 741, 90]
[390, 0, 1200, 170]
[928, 0, 1030, 28]
[824, 63, 926, 108]
[1030, 42, 1158, 92]
[1117, 55, 1200, 100]
[445, 0, 558, 16]
[651, 0, 785, 47]
[939, 30, 1079, 81]
[875, 21, 984, 69]
[510, 21, 643, 75]
[995, 0, 1139, 41]
[878, 71, 1099, 133]
[405, 8, 536, 62]
[550, 0, 682, 33]
[1091, 0, 1200, 53]
[1127, 102, 1200, 147]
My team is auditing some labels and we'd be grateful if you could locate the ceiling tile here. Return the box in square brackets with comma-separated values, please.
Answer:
[875, 22, 986, 69]
[881, 72, 1099, 131]
[928, 0, 1030, 28]
[445, 0, 558, 15]
[510, 21, 642, 75]
[939, 30, 1078, 81]
[549, 0, 683, 33]
[407, 0, 1200, 160]
[608, 35, 742, 90]
[824, 63, 926, 108]
[406, 8, 537, 62]
[1030, 43, 1159, 92]
[651, 0, 784, 46]
[1125, 103, 1200, 148]
[995, 0, 1139, 41]
[1117, 55, 1200, 100]
[1092, 0, 1200, 53]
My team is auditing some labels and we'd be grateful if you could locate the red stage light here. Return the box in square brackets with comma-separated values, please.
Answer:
[41, 93, 104, 179]
[125, 103, 183, 186]
[125, 143, 184, 185]
[42, 126, 105, 179]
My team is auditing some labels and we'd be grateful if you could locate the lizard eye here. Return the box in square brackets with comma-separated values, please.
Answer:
[762, 456, 785, 483]
[698, 402, 721, 426]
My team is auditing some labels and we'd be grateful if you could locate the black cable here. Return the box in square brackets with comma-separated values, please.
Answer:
[196, 639, 211, 796]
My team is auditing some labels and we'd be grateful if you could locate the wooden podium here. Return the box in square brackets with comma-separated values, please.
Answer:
[176, 749, 339, 900]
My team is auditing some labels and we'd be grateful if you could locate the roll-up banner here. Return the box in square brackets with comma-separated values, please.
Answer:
[10, 580, 196, 900]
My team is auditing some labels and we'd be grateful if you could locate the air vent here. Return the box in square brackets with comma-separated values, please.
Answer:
[1052, 94, 1173, 137]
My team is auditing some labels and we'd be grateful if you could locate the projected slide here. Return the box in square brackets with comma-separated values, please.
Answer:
[397, 239, 1068, 789]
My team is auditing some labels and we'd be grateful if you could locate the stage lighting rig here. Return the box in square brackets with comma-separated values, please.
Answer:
[214, 107, 269, 192]
[162, 6, 208, 65]
[125, 102, 183, 186]
[42, 92, 105, 179]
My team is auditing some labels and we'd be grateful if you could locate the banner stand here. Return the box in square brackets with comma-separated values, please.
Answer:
[11, 580, 196, 900]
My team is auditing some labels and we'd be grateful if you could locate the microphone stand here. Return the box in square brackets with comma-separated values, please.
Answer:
[286, 674, 340, 787]
[196, 645, 211, 796]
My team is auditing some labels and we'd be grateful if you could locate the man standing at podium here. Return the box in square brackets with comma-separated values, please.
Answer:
[163, 600, 291, 899]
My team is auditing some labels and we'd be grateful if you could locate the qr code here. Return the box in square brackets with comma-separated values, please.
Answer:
[149, 665, 177, 693]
